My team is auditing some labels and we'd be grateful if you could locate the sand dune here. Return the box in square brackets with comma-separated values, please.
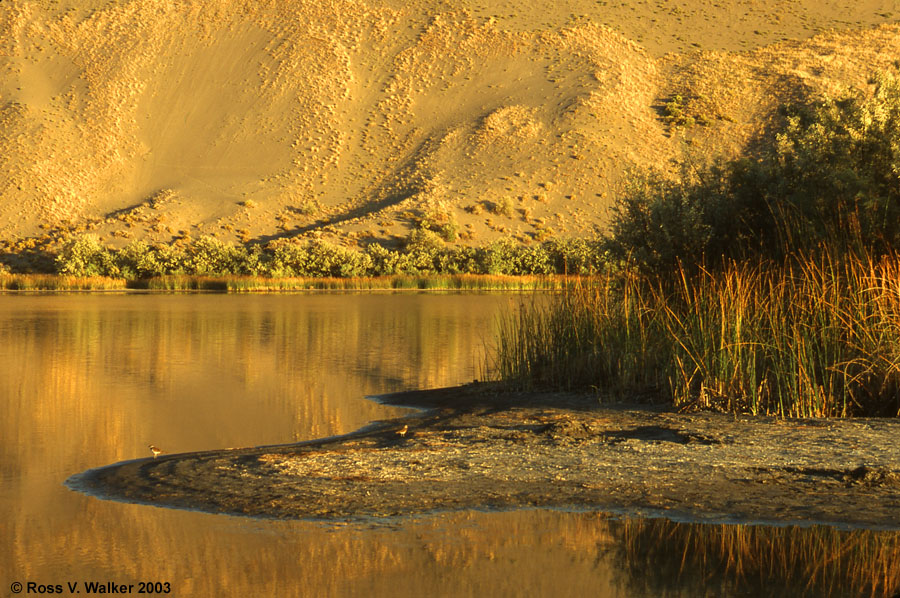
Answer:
[1, 0, 898, 247]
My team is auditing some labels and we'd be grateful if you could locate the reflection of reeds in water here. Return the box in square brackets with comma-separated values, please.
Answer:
[619, 518, 900, 598]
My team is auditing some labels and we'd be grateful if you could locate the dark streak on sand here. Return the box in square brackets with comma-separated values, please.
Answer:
[67, 384, 900, 528]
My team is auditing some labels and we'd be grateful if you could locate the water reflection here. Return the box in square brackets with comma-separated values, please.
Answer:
[2, 293, 898, 598]
[617, 517, 900, 598]
[0, 294, 504, 459]
[0, 293, 515, 593]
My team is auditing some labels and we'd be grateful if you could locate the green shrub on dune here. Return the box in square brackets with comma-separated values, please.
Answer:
[266, 239, 373, 277]
[303, 240, 372, 278]
[183, 236, 256, 276]
[55, 234, 119, 277]
[116, 241, 167, 279]
[607, 72, 900, 274]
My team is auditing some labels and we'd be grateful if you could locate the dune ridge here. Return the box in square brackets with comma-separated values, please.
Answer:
[1, 0, 899, 248]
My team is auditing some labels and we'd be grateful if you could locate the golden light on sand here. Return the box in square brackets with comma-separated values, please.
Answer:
[1, 0, 898, 248]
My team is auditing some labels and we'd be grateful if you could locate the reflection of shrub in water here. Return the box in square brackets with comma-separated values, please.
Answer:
[616, 518, 900, 598]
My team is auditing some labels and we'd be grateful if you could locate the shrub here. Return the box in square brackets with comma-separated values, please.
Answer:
[491, 197, 515, 217]
[399, 229, 445, 273]
[544, 238, 605, 275]
[440, 245, 482, 274]
[767, 72, 900, 254]
[47, 230, 610, 279]
[663, 94, 696, 129]
[604, 167, 729, 274]
[265, 240, 370, 277]
[265, 243, 305, 277]
[153, 243, 188, 275]
[305, 240, 372, 277]
[184, 236, 251, 275]
[477, 238, 520, 274]
[418, 205, 460, 242]
[292, 199, 321, 217]
[607, 71, 900, 274]
[55, 235, 118, 277]
[366, 243, 401, 276]
[117, 240, 166, 278]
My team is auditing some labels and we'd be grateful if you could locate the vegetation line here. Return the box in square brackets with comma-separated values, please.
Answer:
[0, 273, 584, 292]
[0, 235, 606, 280]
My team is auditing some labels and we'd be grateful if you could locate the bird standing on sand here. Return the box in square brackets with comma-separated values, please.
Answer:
[148, 444, 163, 458]
[397, 425, 409, 437]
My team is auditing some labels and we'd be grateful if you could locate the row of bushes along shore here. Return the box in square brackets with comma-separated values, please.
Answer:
[45, 234, 605, 279]
[0, 233, 606, 290]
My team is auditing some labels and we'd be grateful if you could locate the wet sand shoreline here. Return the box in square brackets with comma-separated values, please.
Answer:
[68, 384, 900, 529]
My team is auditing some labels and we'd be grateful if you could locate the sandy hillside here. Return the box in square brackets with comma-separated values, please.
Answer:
[1, 0, 899, 249]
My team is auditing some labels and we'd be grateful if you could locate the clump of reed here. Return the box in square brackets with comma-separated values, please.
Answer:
[618, 517, 900, 598]
[133, 276, 229, 291]
[493, 256, 900, 417]
[0, 274, 126, 291]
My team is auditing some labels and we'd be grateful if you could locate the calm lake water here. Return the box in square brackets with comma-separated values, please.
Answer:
[2, 293, 897, 598]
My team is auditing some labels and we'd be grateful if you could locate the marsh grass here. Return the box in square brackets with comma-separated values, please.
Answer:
[216, 273, 580, 292]
[0, 274, 127, 291]
[620, 518, 900, 598]
[53, 274, 584, 292]
[492, 256, 900, 417]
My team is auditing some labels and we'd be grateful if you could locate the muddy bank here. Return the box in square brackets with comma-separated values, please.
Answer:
[68, 384, 900, 528]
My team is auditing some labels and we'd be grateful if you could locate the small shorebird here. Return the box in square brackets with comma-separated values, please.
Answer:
[396, 424, 409, 438]
[148, 444, 163, 458]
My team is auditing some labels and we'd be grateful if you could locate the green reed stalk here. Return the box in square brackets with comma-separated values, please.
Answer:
[492, 256, 900, 417]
